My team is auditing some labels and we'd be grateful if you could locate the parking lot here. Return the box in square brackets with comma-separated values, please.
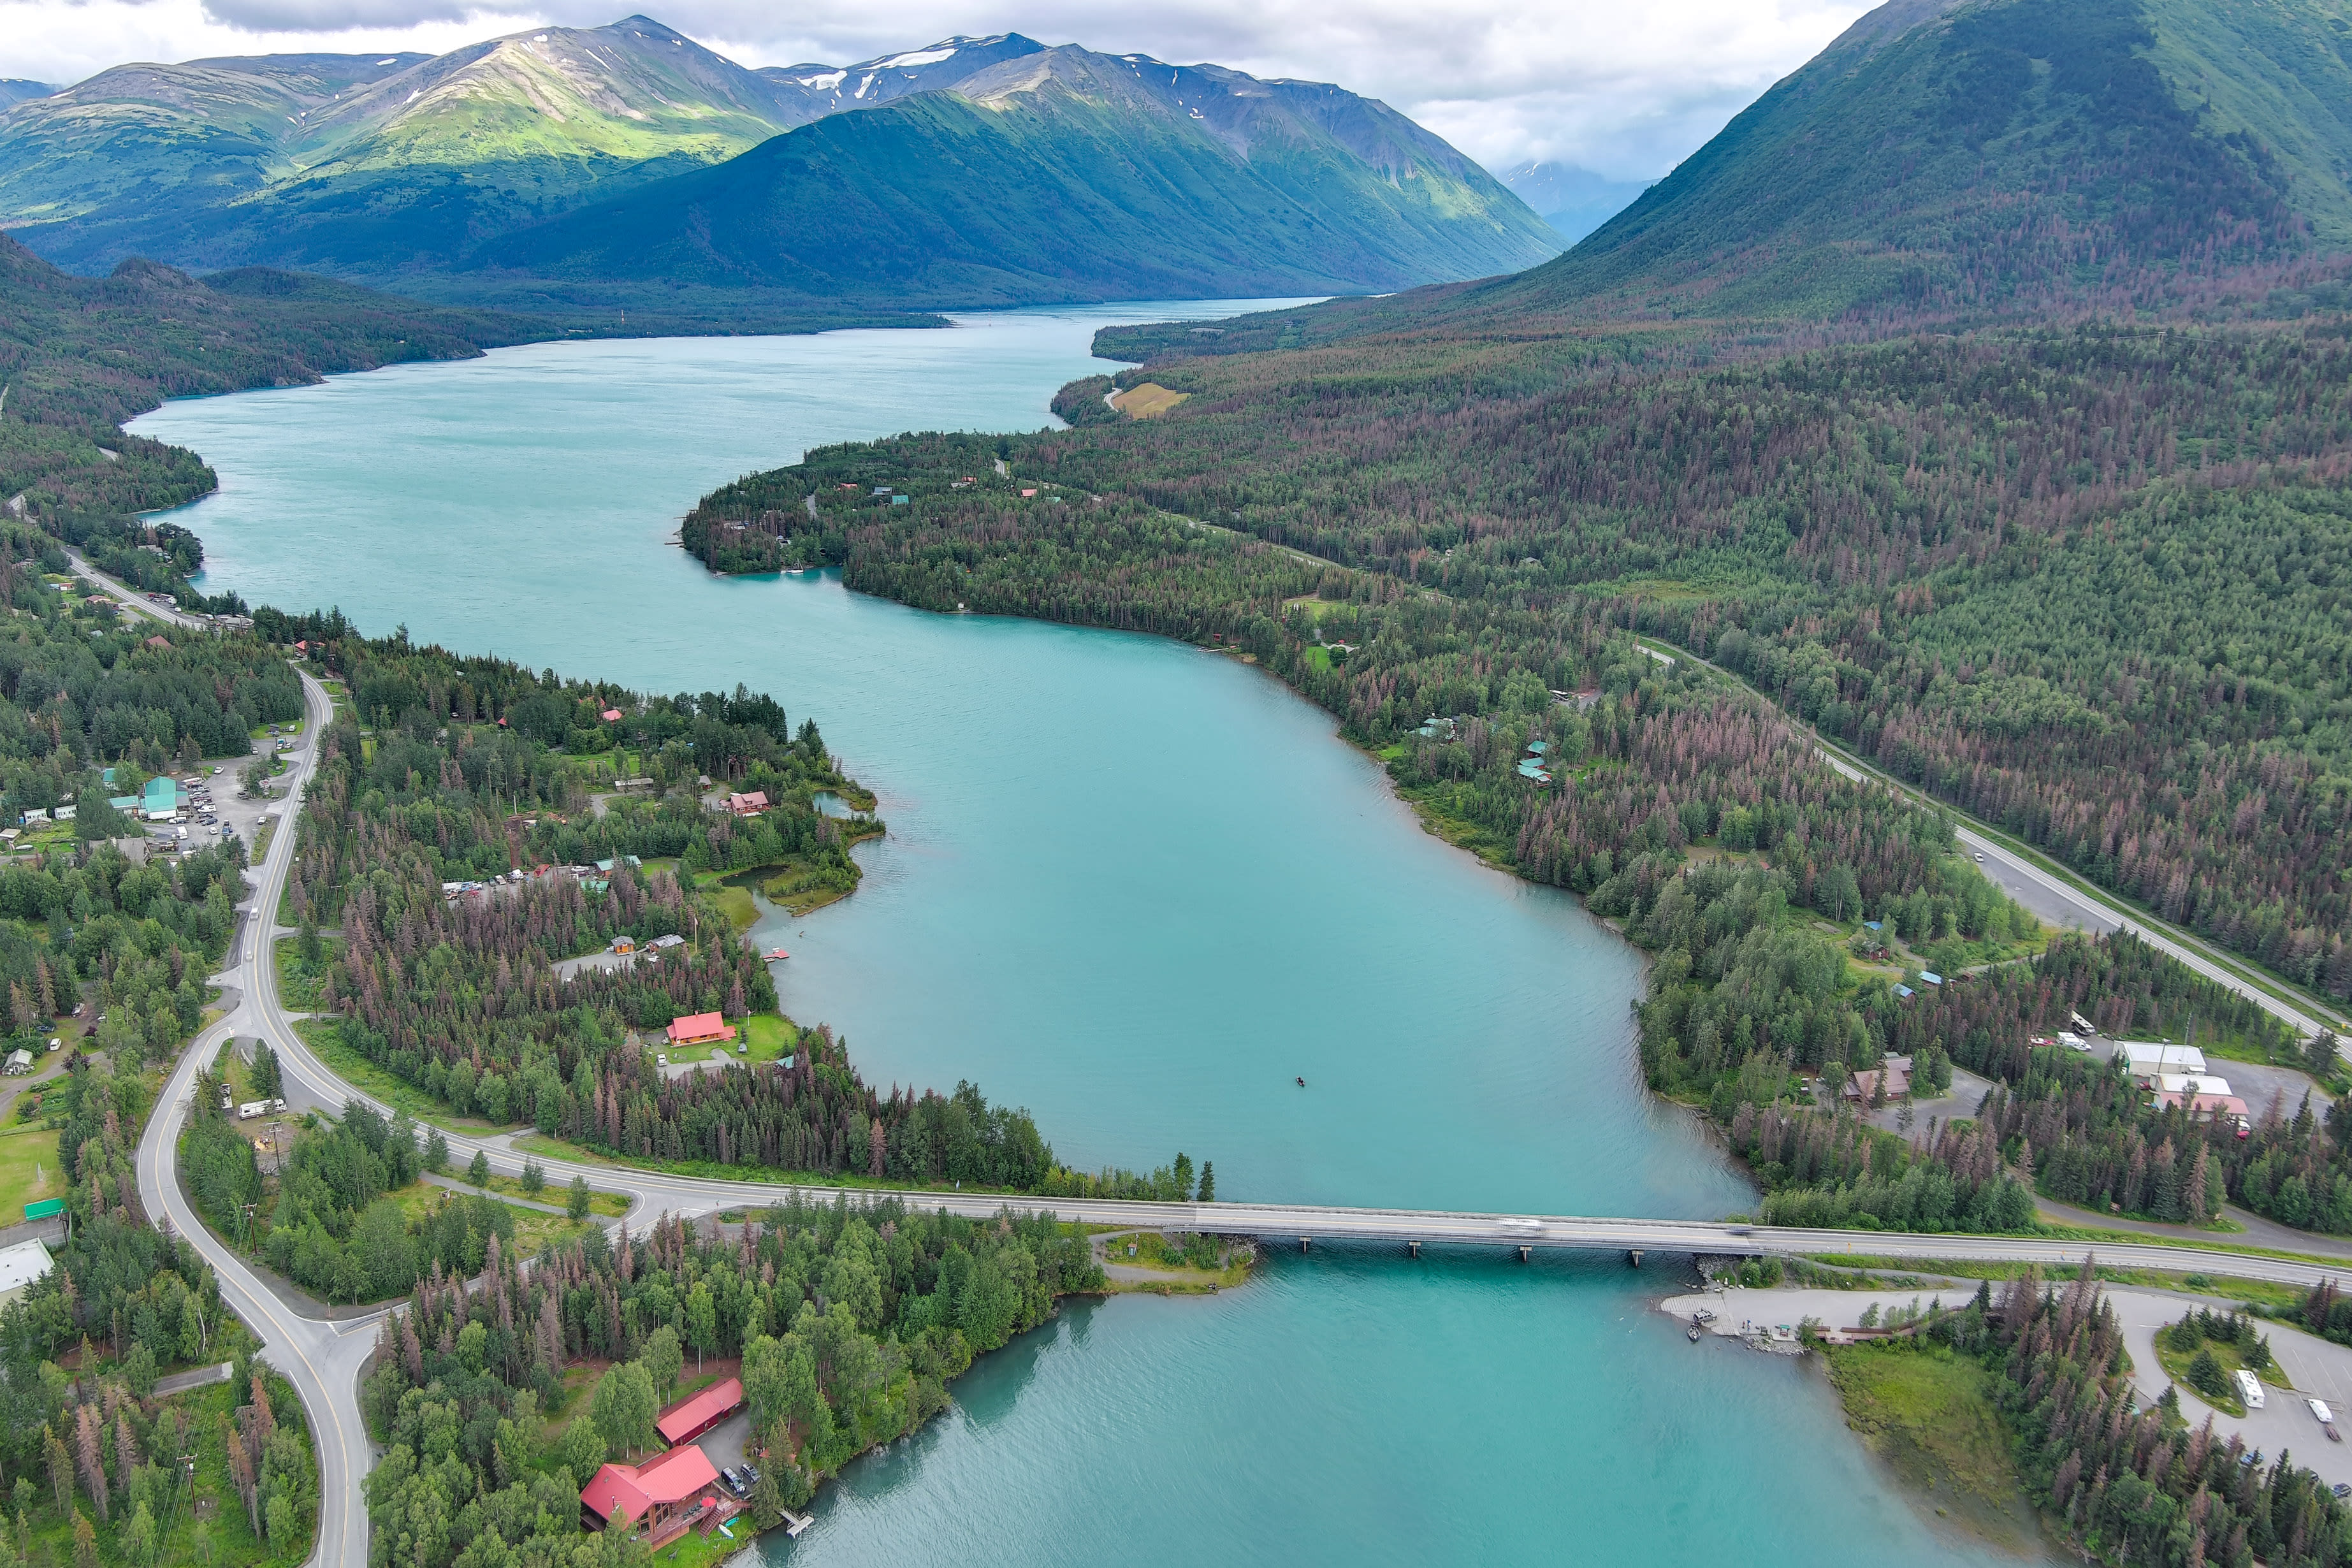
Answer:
[138, 722, 311, 864]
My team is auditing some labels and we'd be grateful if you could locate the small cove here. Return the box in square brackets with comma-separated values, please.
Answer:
[134, 301, 2036, 1565]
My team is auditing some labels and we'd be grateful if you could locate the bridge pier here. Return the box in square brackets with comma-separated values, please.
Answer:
[1517, 1245, 1530, 1263]
[1408, 1240, 1421, 1258]
[1300, 1238, 1310, 1254]
[1628, 1249, 1643, 1268]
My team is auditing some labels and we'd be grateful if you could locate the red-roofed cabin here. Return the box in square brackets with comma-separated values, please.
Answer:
[656, 1377, 744, 1447]
[667, 1012, 737, 1047]
[601, 708, 623, 722]
[580, 1444, 719, 1541]
[725, 790, 768, 817]
[144, 635, 172, 650]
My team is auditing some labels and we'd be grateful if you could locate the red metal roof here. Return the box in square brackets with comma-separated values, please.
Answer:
[581, 1445, 719, 1525]
[656, 1377, 744, 1445]
[666, 1012, 735, 1044]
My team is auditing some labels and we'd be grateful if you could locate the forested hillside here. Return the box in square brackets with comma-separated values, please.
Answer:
[471, 45, 1558, 307]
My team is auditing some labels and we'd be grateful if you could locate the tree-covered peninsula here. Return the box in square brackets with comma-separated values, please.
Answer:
[273, 617, 1202, 1201]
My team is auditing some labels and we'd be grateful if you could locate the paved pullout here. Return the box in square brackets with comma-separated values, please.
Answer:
[1666, 1284, 2352, 1488]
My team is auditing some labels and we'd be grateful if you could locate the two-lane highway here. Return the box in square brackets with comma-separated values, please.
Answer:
[132, 664, 381, 1568]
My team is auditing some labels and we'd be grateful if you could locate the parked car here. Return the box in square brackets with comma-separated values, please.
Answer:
[720, 1468, 750, 1498]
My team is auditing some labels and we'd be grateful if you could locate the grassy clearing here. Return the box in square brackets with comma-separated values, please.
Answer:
[0, 1122, 60, 1219]
[1102, 1231, 1252, 1292]
[393, 1180, 592, 1256]
[470, 1170, 630, 1217]
[1110, 382, 1190, 419]
[707, 880, 760, 929]
[273, 936, 337, 1012]
[295, 1020, 507, 1135]
[1825, 1340, 2046, 1551]
[1807, 1255, 2312, 1312]
[508, 1131, 1044, 1200]
[741, 1013, 796, 1063]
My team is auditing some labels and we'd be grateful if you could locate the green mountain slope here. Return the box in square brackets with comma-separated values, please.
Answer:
[1456, 0, 2352, 322]
[471, 47, 1560, 305]
[4, 18, 808, 275]
[0, 54, 425, 240]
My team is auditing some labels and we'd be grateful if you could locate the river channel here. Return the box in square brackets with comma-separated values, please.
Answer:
[133, 301, 2026, 1565]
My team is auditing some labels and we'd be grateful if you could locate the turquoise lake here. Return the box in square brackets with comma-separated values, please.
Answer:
[133, 301, 2034, 1566]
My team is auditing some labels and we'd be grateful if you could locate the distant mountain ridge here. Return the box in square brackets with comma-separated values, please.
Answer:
[471, 43, 1560, 305]
[0, 18, 1556, 307]
[1469, 0, 2352, 321]
[1497, 162, 1655, 243]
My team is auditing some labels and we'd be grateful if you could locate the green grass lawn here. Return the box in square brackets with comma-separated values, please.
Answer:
[472, 1170, 630, 1217]
[395, 1180, 592, 1256]
[1824, 1341, 2043, 1550]
[295, 1020, 508, 1135]
[508, 1131, 1043, 1198]
[741, 1013, 797, 1063]
[2151, 1328, 2278, 1417]
[0, 1123, 61, 1219]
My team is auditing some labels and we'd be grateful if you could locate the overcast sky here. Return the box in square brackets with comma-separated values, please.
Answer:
[0, 0, 1874, 180]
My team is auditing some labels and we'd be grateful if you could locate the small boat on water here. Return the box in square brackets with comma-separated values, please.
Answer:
[1688, 1325, 1701, 1342]
[764, 948, 790, 961]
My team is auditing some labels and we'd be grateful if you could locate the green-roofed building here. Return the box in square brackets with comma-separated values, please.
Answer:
[142, 778, 178, 817]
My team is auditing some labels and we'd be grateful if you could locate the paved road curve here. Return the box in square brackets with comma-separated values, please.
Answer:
[131, 666, 382, 1568]
[154, 670, 2352, 1567]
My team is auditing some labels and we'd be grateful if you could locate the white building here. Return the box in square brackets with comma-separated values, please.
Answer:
[0, 1239, 53, 1308]
[2152, 1072, 2234, 1098]
[2114, 1041, 2207, 1077]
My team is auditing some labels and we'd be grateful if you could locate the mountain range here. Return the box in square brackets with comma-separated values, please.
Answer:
[1497, 162, 1654, 243]
[472, 46, 1562, 306]
[0, 19, 1557, 310]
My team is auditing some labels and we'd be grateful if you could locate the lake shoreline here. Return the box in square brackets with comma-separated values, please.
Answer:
[130, 317, 2006, 1568]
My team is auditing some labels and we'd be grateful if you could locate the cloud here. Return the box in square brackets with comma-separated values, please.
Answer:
[0, 0, 1874, 178]
[198, 0, 532, 29]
